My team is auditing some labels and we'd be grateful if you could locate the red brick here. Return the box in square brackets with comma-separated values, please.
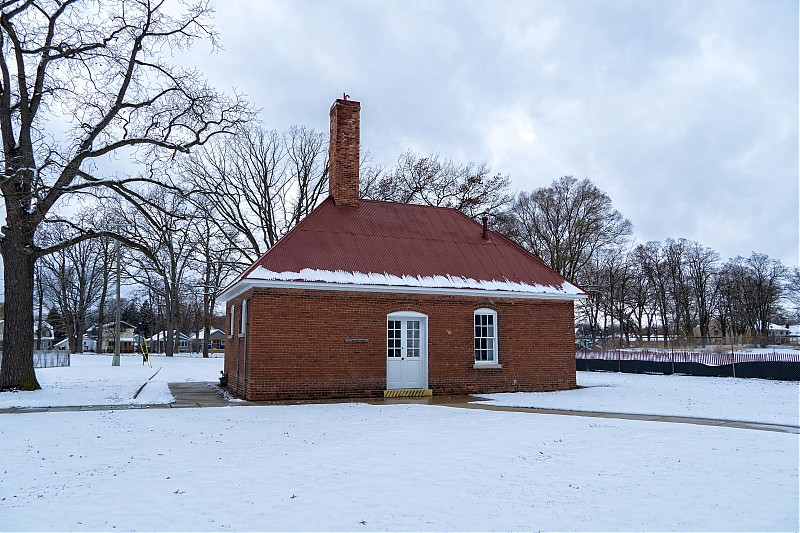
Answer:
[224, 288, 577, 400]
[328, 99, 360, 207]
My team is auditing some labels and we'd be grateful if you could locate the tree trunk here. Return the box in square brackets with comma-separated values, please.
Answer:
[96, 278, 108, 355]
[165, 301, 175, 357]
[94, 260, 111, 353]
[35, 267, 44, 351]
[0, 234, 40, 390]
[202, 258, 212, 358]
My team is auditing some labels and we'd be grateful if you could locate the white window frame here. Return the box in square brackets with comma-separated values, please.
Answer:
[474, 308, 499, 367]
[229, 306, 235, 339]
[239, 299, 247, 337]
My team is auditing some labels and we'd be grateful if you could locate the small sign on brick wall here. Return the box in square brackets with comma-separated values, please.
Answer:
[345, 338, 369, 344]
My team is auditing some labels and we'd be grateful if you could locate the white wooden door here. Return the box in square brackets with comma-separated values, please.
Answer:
[386, 315, 427, 389]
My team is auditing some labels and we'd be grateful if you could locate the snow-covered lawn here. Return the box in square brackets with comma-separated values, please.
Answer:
[482, 371, 799, 426]
[0, 361, 798, 530]
[1, 403, 797, 531]
[0, 354, 223, 408]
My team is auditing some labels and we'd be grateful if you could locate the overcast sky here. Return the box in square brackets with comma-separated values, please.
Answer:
[177, 0, 798, 267]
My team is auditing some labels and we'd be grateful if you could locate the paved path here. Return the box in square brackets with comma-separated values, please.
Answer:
[1, 381, 798, 435]
[0, 382, 230, 414]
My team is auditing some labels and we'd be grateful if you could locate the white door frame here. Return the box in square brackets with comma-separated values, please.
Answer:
[386, 311, 428, 389]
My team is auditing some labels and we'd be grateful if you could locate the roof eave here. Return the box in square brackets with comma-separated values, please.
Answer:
[218, 278, 588, 302]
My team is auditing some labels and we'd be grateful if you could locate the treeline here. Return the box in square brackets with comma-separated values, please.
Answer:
[577, 241, 793, 346]
[498, 176, 798, 346]
[34, 128, 798, 357]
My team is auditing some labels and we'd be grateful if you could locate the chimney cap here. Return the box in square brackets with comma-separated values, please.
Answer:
[330, 98, 360, 112]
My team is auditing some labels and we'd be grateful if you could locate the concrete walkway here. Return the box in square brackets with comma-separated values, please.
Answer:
[1, 381, 798, 435]
[0, 382, 231, 414]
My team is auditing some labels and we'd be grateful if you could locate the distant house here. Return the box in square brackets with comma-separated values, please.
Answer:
[768, 324, 790, 337]
[0, 319, 55, 350]
[189, 328, 226, 353]
[146, 330, 193, 353]
[87, 321, 137, 353]
[34, 321, 55, 350]
[692, 319, 725, 339]
[54, 336, 96, 352]
[144, 329, 225, 354]
[768, 324, 792, 344]
[218, 98, 587, 401]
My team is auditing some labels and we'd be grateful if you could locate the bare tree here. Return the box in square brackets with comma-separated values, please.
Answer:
[182, 125, 328, 264]
[627, 246, 656, 342]
[38, 224, 104, 353]
[361, 150, 511, 219]
[575, 254, 605, 344]
[716, 254, 786, 344]
[92, 233, 115, 355]
[0, 1, 251, 390]
[685, 241, 720, 344]
[716, 257, 748, 340]
[597, 246, 633, 347]
[662, 239, 694, 337]
[787, 267, 800, 323]
[638, 241, 672, 347]
[507, 176, 632, 283]
[745, 253, 786, 344]
[189, 196, 240, 357]
[112, 189, 199, 357]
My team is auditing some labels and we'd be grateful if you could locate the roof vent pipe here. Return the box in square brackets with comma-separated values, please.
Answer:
[482, 216, 489, 240]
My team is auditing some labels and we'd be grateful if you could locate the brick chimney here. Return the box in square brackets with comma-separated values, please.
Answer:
[328, 98, 360, 206]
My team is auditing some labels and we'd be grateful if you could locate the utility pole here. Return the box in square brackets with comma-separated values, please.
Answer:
[113, 235, 121, 366]
[109, 222, 128, 367]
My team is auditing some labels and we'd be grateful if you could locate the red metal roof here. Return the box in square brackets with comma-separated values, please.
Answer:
[237, 198, 581, 292]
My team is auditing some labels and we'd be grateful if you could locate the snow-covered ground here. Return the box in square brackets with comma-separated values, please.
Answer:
[482, 371, 799, 426]
[0, 354, 223, 408]
[0, 361, 797, 530]
[1, 403, 797, 531]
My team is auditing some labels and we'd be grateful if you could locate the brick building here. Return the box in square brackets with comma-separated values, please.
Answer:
[218, 98, 586, 401]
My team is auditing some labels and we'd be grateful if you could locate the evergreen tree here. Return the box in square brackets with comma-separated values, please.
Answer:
[46, 308, 67, 342]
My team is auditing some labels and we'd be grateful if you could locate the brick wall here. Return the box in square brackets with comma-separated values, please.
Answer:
[328, 99, 360, 206]
[224, 287, 577, 400]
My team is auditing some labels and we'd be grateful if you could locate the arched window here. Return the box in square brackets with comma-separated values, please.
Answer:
[474, 308, 498, 364]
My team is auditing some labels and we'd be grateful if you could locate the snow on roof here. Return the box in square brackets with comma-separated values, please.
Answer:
[221, 198, 586, 300]
[185, 328, 225, 339]
[248, 267, 584, 295]
[146, 331, 192, 342]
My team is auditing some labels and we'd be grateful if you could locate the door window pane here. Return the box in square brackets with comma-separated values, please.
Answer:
[387, 320, 402, 357]
[407, 320, 420, 358]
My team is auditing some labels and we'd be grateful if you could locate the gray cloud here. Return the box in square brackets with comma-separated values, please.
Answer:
[38, 0, 800, 270]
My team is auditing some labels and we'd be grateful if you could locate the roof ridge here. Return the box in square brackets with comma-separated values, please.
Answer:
[296, 225, 480, 243]
[359, 198, 466, 215]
